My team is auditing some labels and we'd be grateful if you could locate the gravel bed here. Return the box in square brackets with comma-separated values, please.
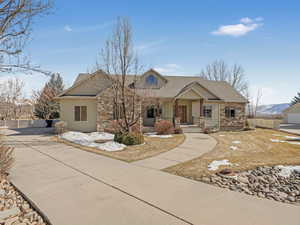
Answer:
[201, 166, 300, 205]
[0, 178, 48, 224]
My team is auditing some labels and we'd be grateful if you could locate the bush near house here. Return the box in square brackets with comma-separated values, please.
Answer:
[114, 132, 144, 145]
[155, 120, 174, 135]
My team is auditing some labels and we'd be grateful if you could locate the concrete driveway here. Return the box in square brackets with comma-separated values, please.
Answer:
[2, 128, 300, 225]
[280, 123, 300, 135]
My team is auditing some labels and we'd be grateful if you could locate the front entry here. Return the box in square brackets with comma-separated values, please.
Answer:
[178, 105, 187, 123]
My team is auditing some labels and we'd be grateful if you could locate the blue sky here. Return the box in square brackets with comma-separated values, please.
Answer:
[1, 0, 300, 104]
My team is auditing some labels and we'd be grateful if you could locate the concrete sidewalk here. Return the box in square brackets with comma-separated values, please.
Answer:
[132, 133, 217, 169]
[4, 129, 300, 225]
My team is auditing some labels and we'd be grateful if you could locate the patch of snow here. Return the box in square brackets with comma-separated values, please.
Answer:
[232, 140, 241, 144]
[94, 141, 126, 152]
[208, 159, 232, 171]
[270, 139, 285, 143]
[285, 136, 300, 141]
[60, 131, 125, 151]
[287, 142, 300, 146]
[272, 134, 282, 137]
[219, 135, 225, 137]
[276, 165, 300, 178]
[230, 146, 238, 151]
[148, 134, 173, 138]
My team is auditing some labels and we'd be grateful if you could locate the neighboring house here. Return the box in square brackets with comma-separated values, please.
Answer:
[283, 103, 300, 124]
[55, 69, 247, 132]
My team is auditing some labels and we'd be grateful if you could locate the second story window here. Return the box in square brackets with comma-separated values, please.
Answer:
[146, 75, 158, 86]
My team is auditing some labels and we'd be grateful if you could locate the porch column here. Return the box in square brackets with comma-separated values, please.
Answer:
[199, 98, 205, 129]
[174, 99, 180, 128]
[199, 98, 204, 117]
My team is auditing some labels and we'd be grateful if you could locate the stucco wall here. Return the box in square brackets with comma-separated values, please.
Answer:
[59, 99, 97, 132]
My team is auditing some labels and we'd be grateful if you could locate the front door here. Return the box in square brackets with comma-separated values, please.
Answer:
[178, 105, 187, 123]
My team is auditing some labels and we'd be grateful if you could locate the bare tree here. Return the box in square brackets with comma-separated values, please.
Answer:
[95, 17, 146, 133]
[200, 60, 248, 95]
[0, 0, 52, 75]
[246, 88, 262, 118]
[0, 78, 25, 119]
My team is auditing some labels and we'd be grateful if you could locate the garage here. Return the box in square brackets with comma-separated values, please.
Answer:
[283, 103, 300, 124]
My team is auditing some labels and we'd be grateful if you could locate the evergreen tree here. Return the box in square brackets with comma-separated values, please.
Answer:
[291, 92, 300, 105]
[34, 73, 65, 120]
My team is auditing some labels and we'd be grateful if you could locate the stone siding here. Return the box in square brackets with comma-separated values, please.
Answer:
[220, 103, 246, 131]
[96, 87, 142, 132]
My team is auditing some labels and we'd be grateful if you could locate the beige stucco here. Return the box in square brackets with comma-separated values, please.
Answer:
[59, 99, 97, 132]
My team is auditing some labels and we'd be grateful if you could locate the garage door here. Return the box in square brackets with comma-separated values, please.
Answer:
[287, 113, 300, 124]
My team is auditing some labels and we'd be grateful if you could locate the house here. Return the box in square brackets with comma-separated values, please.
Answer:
[283, 103, 300, 124]
[55, 69, 247, 132]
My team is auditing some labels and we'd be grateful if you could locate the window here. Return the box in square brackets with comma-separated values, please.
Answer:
[147, 106, 155, 118]
[225, 107, 236, 118]
[74, 106, 87, 121]
[203, 105, 212, 118]
[146, 75, 158, 85]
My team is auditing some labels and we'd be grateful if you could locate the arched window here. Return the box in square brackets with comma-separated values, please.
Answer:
[146, 74, 158, 85]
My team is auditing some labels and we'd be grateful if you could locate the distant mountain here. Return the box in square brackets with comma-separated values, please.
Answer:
[256, 103, 290, 115]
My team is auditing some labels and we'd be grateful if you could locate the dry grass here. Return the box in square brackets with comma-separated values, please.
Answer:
[164, 129, 300, 179]
[54, 134, 185, 163]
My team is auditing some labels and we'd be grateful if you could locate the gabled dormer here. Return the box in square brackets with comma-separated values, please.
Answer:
[134, 69, 167, 89]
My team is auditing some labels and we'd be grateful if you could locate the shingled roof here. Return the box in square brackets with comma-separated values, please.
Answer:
[61, 70, 247, 103]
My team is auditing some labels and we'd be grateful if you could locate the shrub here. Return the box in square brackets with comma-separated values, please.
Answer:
[54, 121, 67, 134]
[114, 132, 144, 145]
[155, 120, 174, 135]
[0, 144, 14, 176]
[203, 127, 213, 134]
[174, 127, 183, 134]
[114, 132, 125, 143]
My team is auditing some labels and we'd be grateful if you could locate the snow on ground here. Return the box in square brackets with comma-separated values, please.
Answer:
[60, 131, 124, 152]
[230, 146, 238, 151]
[148, 134, 173, 138]
[270, 139, 285, 143]
[285, 136, 300, 141]
[270, 138, 300, 145]
[232, 140, 241, 144]
[276, 165, 300, 178]
[219, 135, 225, 137]
[208, 159, 232, 171]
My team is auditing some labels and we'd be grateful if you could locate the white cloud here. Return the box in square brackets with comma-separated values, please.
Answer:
[240, 17, 253, 24]
[154, 64, 184, 74]
[64, 25, 72, 32]
[135, 39, 166, 55]
[212, 17, 263, 37]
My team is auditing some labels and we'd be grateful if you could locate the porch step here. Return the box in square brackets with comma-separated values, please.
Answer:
[181, 126, 202, 133]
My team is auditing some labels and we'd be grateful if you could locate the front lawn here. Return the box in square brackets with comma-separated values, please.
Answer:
[164, 128, 300, 178]
[55, 133, 185, 162]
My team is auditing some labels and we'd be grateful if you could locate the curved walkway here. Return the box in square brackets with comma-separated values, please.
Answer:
[2, 128, 300, 225]
[132, 133, 217, 169]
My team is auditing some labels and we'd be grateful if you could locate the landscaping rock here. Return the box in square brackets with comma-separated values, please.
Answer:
[0, 179, 47, 225]
[201, 166, 300, 205]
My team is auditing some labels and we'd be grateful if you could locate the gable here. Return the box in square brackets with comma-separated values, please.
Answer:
[135, 69, 167, 89]
[179, 89, 201, 99]
[64, 72, 111, 96]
